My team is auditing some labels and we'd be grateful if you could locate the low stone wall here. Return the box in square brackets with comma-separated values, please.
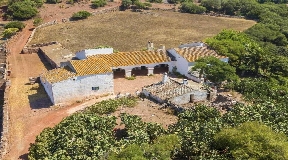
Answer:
[25, 20, 58, 48]
[200, 12, 245, 19]
[0, 41, 9, 159]
[22, 41, 59, 54]
[0, 86, 9, 159]
[91, 6, 120, 15]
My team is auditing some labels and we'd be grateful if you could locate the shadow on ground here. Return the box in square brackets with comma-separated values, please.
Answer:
[28, 83, 52, 109]
[36, 52, 53, 71]
[19, 153, 28, 160]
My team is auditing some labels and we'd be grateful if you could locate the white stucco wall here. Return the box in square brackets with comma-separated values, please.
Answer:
[169, 90, 207, 105]
[51, 73, 114, 104]
[40, 77, 55, 104]
[167, 49, 189, 75]
[75, 48, 113, 60]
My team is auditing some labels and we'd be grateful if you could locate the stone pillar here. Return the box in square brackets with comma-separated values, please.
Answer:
[147, 68, 154, 75]
[125, 69, 132, 77]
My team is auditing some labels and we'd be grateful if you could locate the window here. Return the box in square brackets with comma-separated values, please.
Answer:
[92, 87, 99, 91]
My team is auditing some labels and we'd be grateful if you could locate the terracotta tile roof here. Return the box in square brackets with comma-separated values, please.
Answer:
[174, 47, 226, 62]
[70, 58, 112, 76]
[88, 50, 171, 67]
[40, 66, 76, 83]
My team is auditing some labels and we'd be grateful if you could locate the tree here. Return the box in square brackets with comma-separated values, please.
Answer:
[4, 21, 25, 30]
[108, 134, 180, 160]
[214, 121, 288, 159]
[121, 0, 132, 9]
[180, 2, 206, 14]
[205, 29, 266, 75]
[200, 0, 221, 12]
[221, 0, 240, 15]
[7, 0, 38, 20]
[192, 56, 238, 86]
[71, 11, 92, 20]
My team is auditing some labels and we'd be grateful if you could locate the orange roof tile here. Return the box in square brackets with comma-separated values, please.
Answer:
[40, 66, 76, 83]
[88, 50, 170, 67]
[174, 47, 226, 62]
[70, 58, 112, 76]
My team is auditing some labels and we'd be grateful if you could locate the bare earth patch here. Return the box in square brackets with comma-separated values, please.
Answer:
[29, 11, 256, 52]
[112, 99, 178, 129]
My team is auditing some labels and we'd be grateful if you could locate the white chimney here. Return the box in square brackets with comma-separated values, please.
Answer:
[183, 79, 188, 85]
[159, 44, 165, 51]
[162, 72, 168, 83]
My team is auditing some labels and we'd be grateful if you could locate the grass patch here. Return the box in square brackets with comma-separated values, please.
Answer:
[29, 11, 256, 52]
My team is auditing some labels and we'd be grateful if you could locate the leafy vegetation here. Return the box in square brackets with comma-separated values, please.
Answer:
[4, 21, 25, 30]
[7, 0, 38, 20]
[71, 11, 92, 20]
[91, 0, 107, 9]
[2, 28, 19, 38]
[214, 122, 288, 159]
[192, 56, 239, 86]
[87, 97, 137, 115]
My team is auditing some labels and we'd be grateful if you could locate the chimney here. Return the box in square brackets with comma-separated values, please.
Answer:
[159, 44, 165, 51]
[147, 41, 151, 50]
[147, 41, 154, 51]
[183, 79, 188, 85]
[162, 72, 168, 83]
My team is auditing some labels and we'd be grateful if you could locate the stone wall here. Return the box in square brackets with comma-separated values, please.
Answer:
[0, 38, 9, 159]
[0, 85, 9, 159]
[22, 41, 59, 54]
[25, 20, 58, 48]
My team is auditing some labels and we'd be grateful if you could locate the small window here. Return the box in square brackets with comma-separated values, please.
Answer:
[92, 87, 99, 91]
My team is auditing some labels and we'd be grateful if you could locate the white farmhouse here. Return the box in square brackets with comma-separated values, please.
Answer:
[40, 58, 114, 105]
[167, 45, 228, 82]
[40, 48, 171, 105]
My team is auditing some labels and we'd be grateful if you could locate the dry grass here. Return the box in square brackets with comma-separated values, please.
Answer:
[30, 11, 256, 52]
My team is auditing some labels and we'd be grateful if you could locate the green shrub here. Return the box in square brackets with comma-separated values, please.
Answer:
[91, 0, 107, 8]
[4, 21, 25, 30]
[7, 0, 38, 20]
[33, 17, 43, 26]
[126, 76, 136, 80]
[46, 0, 62, 4]
[180, 2, 206, 14]
[71, 11, 92, 20]
[2, 28, 19, 38]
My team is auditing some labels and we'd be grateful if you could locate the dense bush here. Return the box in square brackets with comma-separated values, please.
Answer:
[4, 21, 25, 30]
[71, 11, 92, 20]
[214, 122, 288, 159]
[2, 28, 19, 38]
[91, 0, 107, 9]
[180, 2, 206, 14]
[7, 0, 38, 20]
